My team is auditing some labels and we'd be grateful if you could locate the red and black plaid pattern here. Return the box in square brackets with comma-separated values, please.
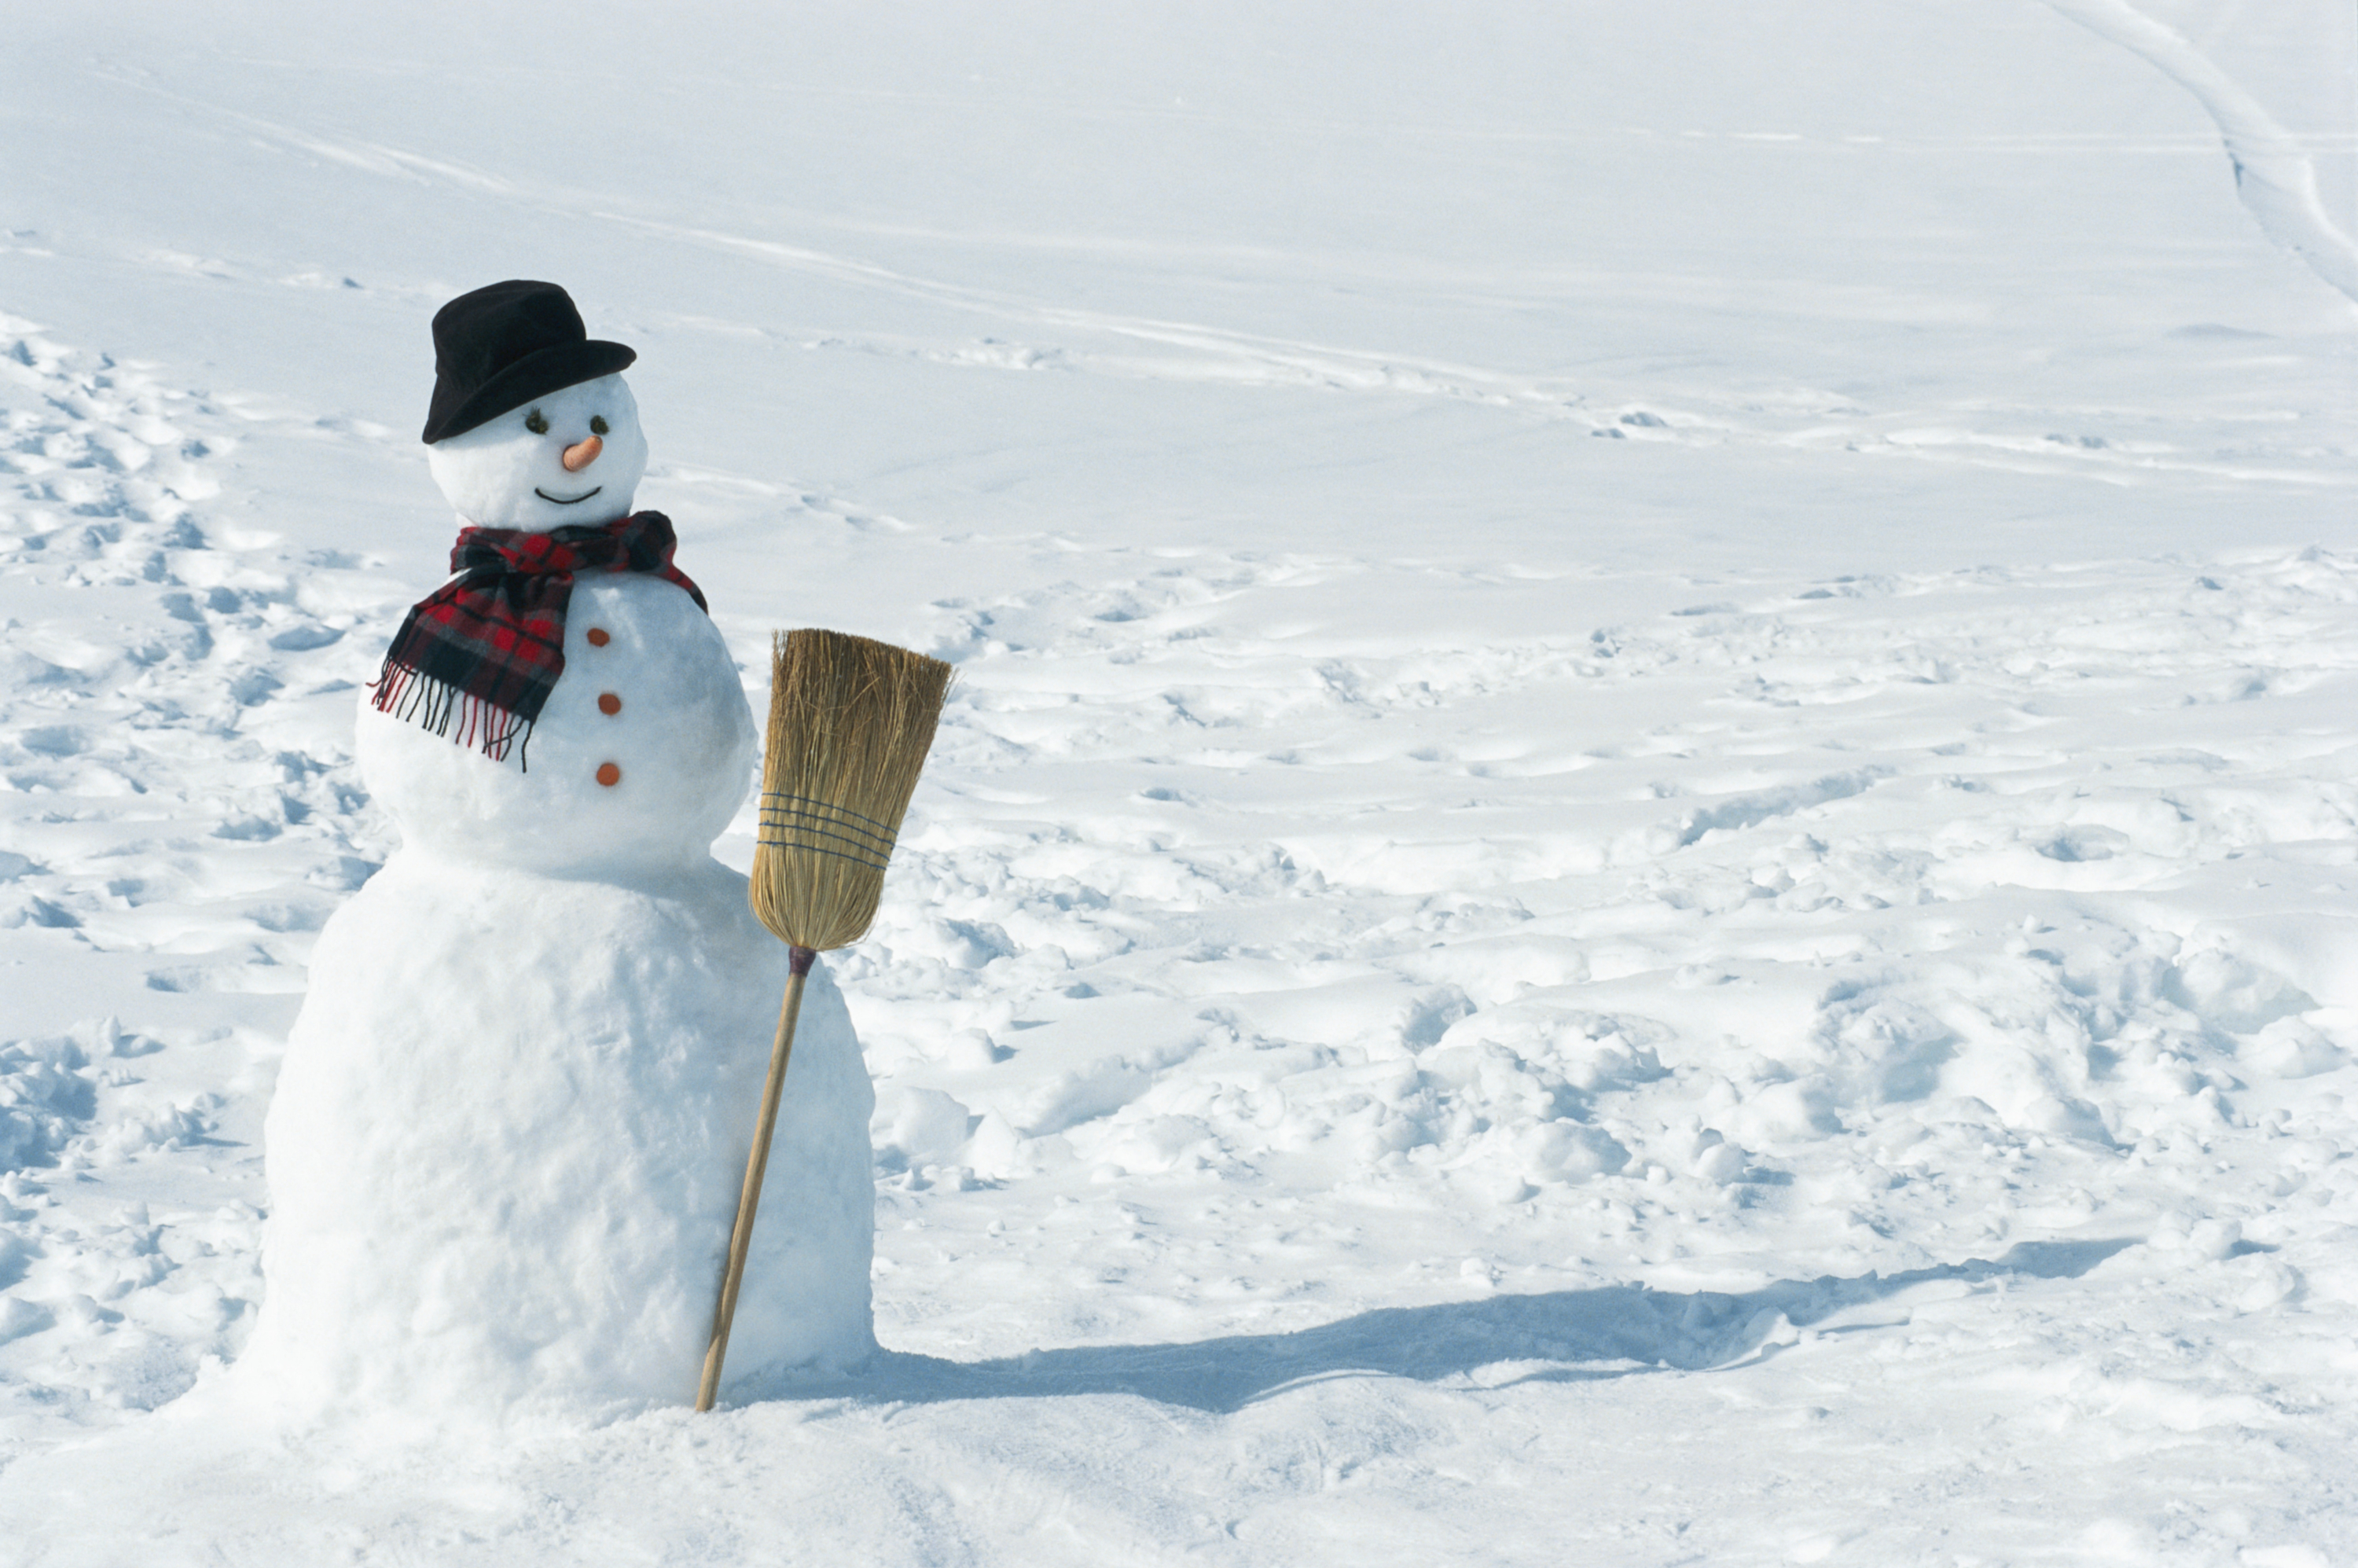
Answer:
[369, 512, 707, 766]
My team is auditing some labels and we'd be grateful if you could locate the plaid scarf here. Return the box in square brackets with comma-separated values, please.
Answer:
[369, 512, 707, 767]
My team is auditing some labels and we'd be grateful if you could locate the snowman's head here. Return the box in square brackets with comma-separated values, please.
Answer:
[425, 374, 650, 532]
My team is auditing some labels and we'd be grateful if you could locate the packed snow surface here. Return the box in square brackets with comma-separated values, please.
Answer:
[2, 1, 2355, 1562]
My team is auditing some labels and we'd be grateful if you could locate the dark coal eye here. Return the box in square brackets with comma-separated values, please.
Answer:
[590, 415, 609, 436]
[524, 409, 549, 435]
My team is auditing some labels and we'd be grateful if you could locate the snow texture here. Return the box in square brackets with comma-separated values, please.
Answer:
[1, 0, 2355, 1562]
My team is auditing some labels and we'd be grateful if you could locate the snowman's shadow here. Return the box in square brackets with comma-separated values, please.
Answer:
[777, 1238, 2130, 1416]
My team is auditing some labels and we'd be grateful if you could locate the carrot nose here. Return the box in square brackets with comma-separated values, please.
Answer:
[562, 435, 602, 472]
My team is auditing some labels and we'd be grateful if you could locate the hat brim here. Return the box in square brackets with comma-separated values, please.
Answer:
[422, 339, 637, 443]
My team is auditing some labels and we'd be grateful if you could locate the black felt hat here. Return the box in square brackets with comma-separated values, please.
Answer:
[421, 280, 637, 443]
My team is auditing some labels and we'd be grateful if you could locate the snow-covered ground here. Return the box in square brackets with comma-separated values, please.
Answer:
[3, 2, 2356, 1561]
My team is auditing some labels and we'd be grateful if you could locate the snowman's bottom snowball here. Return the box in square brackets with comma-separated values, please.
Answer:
[238, 852, 875, 1421]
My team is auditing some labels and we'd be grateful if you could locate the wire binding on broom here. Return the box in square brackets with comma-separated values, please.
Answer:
[755, 791, 898, 871]
[758, 791, 899, 837]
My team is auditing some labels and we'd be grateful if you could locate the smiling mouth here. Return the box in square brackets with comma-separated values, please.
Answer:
[534, 485, 603, 505]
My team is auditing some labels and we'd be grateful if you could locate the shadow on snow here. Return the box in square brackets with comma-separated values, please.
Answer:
[770, 1237, 2132, 1416]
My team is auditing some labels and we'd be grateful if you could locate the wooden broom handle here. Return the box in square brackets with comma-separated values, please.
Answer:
[696, 944, 816, 1412]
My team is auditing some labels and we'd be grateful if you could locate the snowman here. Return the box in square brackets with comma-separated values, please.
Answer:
[237, 281, 876, 1423]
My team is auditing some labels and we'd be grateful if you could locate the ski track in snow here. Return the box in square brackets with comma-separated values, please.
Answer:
[623, 211, 2352, 494]
[79, 65, 2357, 502]
[3, 308, 2357, 1559]
[2048, 0, 2358, 303]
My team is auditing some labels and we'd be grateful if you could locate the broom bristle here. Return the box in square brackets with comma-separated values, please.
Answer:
[751, 629, 953, 952]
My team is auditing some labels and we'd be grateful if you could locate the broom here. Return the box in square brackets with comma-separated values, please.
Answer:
[696, 628, 953, 1412]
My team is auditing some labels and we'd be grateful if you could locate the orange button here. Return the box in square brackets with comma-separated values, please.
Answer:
[585, 627, 611, 647]
[595, 762, 621, 787]
[597, 692, 622, 715]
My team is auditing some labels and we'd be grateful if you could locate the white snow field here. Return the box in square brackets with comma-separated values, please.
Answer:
[2, 0, 2356, 1561]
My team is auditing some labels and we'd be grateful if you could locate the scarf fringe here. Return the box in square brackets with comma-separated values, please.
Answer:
[366, 513, 697, 774]
[371, 662, 535, 771]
